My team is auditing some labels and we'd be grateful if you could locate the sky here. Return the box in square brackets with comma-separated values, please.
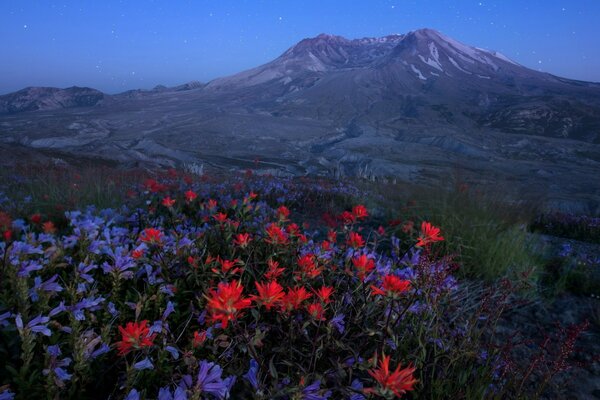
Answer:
[1, 0, 599, 94]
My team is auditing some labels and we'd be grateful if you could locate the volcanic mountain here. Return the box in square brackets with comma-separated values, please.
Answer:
[1, 28, 599, 211]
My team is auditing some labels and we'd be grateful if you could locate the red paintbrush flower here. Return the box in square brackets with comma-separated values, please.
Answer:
[277, 205, 290, 220]
[252, 281, 285, 311]
[205, 280, 252, 329]
[297, 254, 321, 279]
[264, 259, 285, 281]
[352, 254, 376, 281]
[352, 204, 369, 219]
[140, 228, 163, 245]
[233, 233, 252, 248]
[115, 320, 156, 356]
[281, 286, 312, 311]
[207, 199, 218, 210]
[213, 212, 228, 223]
[307, 302, 326, 321]
[162, 196, 176, 207]
[131, 249, 144, 259]
[340, 211, 356, 225]
[371, 275, 411, 298]
[192, 330, 207, 348]
[184, 190, 198, 202]
[42, 221, 56, 234]
[314, 286, 334, 304]
[265, 223, 288, 245]
[416, 221, 444, 247]
[30, 213, 42, 224]
[347, 232, 365, 248]
[213, 256, 243, 275]
[365, 354, 417, 398]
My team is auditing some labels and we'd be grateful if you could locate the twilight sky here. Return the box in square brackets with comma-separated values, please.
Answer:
[1, 0, 599, 94]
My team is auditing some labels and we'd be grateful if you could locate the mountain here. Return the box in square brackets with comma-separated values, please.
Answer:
[1, 28, 599, 212]
[0, 86, 106, 114]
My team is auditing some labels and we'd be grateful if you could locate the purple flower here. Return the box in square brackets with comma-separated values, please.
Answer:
[125, 389, 140, 400]
[181, 360, 233, 399]
[133, 357, 154, 370]
[16, 314, 51, 336]
[158, 387, 188, 400]
[0, 389, 15, 400]
[0, 311, 12, 327]
[243, 358, 260, 391]
[302, 380, 331, 400]
[162, 301, 175, 320]
[348, 379, 366, 400]
[330, 314, 345, 334]
[165, 346, 179, 360]
[30, 274, 64, 301]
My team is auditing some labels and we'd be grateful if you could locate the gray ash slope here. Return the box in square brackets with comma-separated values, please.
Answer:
[1, 28, 600, 212]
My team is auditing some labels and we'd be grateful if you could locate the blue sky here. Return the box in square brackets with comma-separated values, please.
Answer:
[1, 0, 599, 93]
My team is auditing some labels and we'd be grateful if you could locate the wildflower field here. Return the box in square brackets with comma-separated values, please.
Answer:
[0, 166, 596, 399]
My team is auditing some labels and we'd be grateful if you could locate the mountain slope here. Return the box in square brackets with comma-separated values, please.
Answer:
[1, 28, 599, 211]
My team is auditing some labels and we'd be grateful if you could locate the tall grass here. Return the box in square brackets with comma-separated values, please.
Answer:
[0, 163, 149, 218]
[364, 180, 542, 282]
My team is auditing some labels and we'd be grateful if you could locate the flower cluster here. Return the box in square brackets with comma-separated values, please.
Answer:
[0, 170, 578, 399]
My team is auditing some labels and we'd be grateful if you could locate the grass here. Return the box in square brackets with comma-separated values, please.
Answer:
[362, 179, 542, 282]
[0, 162, 151, 219]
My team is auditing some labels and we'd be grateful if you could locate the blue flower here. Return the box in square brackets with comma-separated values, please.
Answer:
[302, 380, 331, 400]
[348, 379, 366, 400]
[181, 360, 233, 399]
[0, 388, 15, 400]
[165, 346, 179, 360]
[133, 357, 154, 371]
[243, 358, 260, 391]
[330, 314, 345, 334]
[125, 389, 140, 400]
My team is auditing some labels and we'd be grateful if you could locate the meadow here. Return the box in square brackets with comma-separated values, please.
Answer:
[0, 164, 597, 399]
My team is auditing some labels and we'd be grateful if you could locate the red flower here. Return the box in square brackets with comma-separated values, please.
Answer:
[286, 223, 300, 236]
[205, 280, 252, 329]
[327, 230, 337, 243]
[30, 213, 42, 224]
[314, 286, 334, 304]
[140, 228, 163, 245]
[347, 232, 365, 248]
[162, 196, 176, 207]
[340, 211, 356, 225]
[213, 212, 228, 223]
[352, 205, 369, 219]
[297, 254, 321, 279]
[131, 249, 144, 259]
[42, 221, 56, 234]
[213, 256, 243, 275]
[365, 354, 417, 398]
[115, 320, 156, 356]
[416, 221, 444, 247]
[192, 330, 207, 348]
[277, 205, 290, 220]
[252, 281, 285, 311]
[401, 221, 414, 234]
[233, 233, 252, 248]
[185, 190, 198, 202]
[264, 259, 285, 281]
[371, 275, 411, 298]
[307, 302, 326, 321]
[352, 254, 376, 281]
[207, 199, 218, 210]
[282, 286, 312, 311]
[265, 224, 288, 245]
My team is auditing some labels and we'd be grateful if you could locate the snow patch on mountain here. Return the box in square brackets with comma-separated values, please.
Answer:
[411, 64, 427, 80]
